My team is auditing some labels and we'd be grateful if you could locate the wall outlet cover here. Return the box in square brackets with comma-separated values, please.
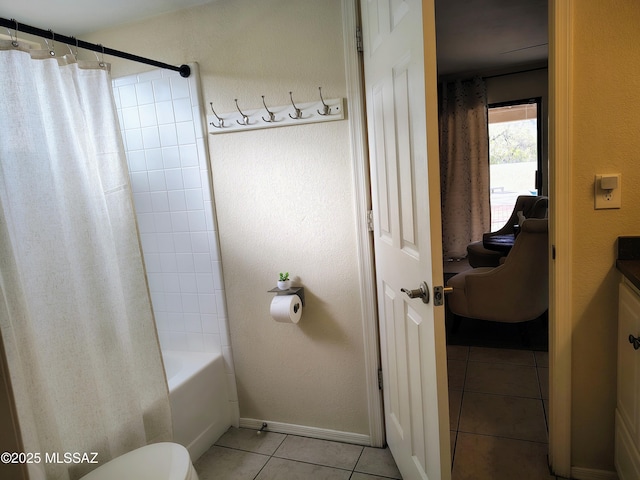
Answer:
[594, 173, 621, 209]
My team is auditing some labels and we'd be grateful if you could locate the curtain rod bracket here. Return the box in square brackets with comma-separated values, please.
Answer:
[179, 65, 191, 78]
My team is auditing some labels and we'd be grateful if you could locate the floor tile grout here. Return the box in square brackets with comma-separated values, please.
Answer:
[212, 443, 272, 457]
[461, 388, 543, 400]
[201, 345, 551, 479]
[207, 430, 402, 480]
[455, 429, 550, 445]
[449, 344, 553, 479]
[351, 446, 366, 475]
[466, 361, 537, 367]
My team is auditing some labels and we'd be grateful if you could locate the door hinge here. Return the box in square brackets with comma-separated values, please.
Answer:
[377, 368, 383, 390]
[366, 210, 374, 232]
[356, 26, 364, 53]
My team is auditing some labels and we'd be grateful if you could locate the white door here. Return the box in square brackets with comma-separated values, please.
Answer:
[360, 1, 450, 479]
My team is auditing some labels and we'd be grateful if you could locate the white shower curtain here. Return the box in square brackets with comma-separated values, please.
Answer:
[0, 41, 171, 480]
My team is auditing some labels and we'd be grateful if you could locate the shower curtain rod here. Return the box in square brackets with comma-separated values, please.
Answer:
[0, 17, 191, 77]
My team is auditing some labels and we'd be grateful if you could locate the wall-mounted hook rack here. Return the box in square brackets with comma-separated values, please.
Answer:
[288, 92, 303, 120]
[262, 96, 277, 123]
[209, 102, 226, 129]
[317, 87, 331, 116]
[235, 99, 250, 126]
[207, 95, 344, 135]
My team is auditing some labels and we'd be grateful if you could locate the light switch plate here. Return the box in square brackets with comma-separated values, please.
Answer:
[594, 173, 621, 209]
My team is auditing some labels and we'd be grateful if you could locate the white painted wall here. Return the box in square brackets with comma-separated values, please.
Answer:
[84, 0, 371, 437]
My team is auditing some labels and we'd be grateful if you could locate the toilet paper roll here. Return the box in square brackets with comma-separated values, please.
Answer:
[270, 294, 302, 324]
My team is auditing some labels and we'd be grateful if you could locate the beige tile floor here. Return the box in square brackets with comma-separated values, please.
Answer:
[195, 427, 402, 480]
[195, 345, 563, 480]
[448, 345, 563, 480]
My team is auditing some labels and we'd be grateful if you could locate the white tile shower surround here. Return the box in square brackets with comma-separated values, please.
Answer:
[195, 346, 562, 480]
[112, 66, 227, 354]
[111, 66, 239, 418]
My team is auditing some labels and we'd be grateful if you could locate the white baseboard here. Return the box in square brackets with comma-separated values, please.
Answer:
[239, 418, 372, 446]
[187, 419, 230, 463]
[570, 466, 618, 480]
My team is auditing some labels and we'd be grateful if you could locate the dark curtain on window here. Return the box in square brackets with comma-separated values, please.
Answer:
[439, 76, 491, 259]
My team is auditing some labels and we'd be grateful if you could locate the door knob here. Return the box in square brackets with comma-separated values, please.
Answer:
[401, 282, 430, 304]
[629, 334, 640, 350]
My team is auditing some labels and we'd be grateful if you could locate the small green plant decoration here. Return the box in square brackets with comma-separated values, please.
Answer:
[279, 272, 290, 282]
[277, 272, 291, 290]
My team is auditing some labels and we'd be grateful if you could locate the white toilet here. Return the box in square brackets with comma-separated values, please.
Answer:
[80, 442, 198, 480]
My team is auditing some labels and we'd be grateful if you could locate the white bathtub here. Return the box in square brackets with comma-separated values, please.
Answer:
[162, 350, 231, 461]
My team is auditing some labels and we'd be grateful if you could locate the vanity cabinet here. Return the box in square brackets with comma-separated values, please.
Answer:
[616, 277, 640, 480]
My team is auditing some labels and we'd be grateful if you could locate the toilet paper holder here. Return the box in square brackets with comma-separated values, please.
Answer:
[268, 286, 305, 306]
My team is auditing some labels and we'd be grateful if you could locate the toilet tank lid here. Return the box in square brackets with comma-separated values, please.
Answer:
[80, 442, 192, 480]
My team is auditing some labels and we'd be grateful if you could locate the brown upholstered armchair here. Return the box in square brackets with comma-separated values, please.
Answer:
[446, 218, 549, 323]
[466, 195, 548, 268]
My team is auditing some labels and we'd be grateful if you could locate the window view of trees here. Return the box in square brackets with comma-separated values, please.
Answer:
[488, 101, 539, 230]
[489, 118, 537, 165]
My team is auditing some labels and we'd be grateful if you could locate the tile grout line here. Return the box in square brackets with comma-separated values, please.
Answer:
[451, 345, 470, 469]
[466, 360, 537, 368]
[218, 430, 403, 480]
[252, 432, 288, 480]
[455, 428, 550, 445]
[533, 350, 550, 434]
[535, 366, 551, 434]
[349, 446, 366, 478]
[451, 345, 551, 476]
[221, 431, 366, 479]
[461, 389, 542, 400]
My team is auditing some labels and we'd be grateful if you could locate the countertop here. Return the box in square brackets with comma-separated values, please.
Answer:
[617, 236, 640, 291]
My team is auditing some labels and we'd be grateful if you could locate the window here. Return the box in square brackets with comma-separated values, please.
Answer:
[488, 99, 541, 231]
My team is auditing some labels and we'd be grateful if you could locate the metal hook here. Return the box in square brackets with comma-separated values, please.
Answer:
[261, 96, 276, 123]
[235, 99, 250, 126]
[94, 44, 106, 67]
[65, 44, 73, 57]
[317, 87, 331, 116]
[66, 36, 78, 60]
[5, 28, 17, 47]
[209, 103, 225, 129]
[7, 19, 19, 47]
[288, 92, 302, 120]
[44, 30, 55, 56]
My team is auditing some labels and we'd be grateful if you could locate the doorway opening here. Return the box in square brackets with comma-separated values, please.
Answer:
[443, 93, 550, 475]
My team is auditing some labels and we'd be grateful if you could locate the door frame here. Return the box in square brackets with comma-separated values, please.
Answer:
[342, 2, 573, 476]
[548, 0, 572, 476]
[341, 0, 385, 448]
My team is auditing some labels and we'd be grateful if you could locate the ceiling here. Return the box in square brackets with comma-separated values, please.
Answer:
[1, 0, 548, 78]
[435, 0, 548, 77]
[0, 0, 212, 36]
